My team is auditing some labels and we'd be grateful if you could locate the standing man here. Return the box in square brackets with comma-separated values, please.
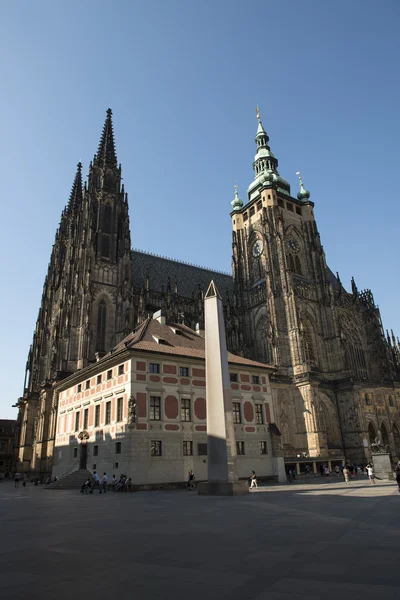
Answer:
[367, 463, 376, 485]
[14, 472, 21, 488]
[90, 471, 102, 494]
[250, 471, 258, 488]
[102, 472, 108, 493]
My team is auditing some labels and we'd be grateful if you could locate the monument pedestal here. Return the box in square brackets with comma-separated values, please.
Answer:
[198, 481, 249, 496]
[372, 453, 394, 480]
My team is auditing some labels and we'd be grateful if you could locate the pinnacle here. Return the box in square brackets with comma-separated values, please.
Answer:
[67, 162, 83, 214]
[95, 108, 117, 168]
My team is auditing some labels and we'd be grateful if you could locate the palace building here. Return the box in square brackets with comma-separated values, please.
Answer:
[15, 108, 400, 478]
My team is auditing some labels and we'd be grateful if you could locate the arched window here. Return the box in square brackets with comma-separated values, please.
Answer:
[96, 301, 107, 352]
[101, 236, 110, 258]
[380, 422, 389, 448]
[340, 316, 368, 379]
[302, 320, 316, 366]
[294, 255, 302, 275]
[388, 395, 394, 407]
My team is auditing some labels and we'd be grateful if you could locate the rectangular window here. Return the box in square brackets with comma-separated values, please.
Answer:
[149, 363, 160, 374]
[95, 405, 100, 427]
[243, 212, 248, 222]
[93, 445, 98, 456]
[257, 200, 262, 211]
[118, 365, 124, 376]
[114, 462, 119, 469]
[198, 443, 208, 456]
[286, 202, 293, 212]
[296, 206, 302, 215]
[150, 396, 161, 420]
[236, 441, 245, 455]
[179, 367, 189, 377]
[117, 397, 123, 422]
[151, 440, 162, 457]
[115, 442, 121, 454]
[249, 206, 255, 217]
[233, 402, 241, 424]
[183, 441, 193, 456]
[181, 398, 191, 422]
[85, 380, 90, 390]
[97, 374, 102, 385]
[278, 198, 284, 208]
[252, 375, 260, 384]
[105, 401, 111, 425]
[75, 412, 80, 432]
[255, 404, 264, 424]
[83, 408, 89, 430]
[230, 373, 238, 382]
[259, 441, 268, 455]
[73, 447, 78, 458]
[107, 370, 112, 380]
[77, 384, 82, 393]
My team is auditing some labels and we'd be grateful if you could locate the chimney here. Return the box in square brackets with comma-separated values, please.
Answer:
[153, 309, 166, 325]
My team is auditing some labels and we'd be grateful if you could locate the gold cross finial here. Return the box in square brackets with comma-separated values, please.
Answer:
[296, 171, 303, 186]
[256, 105, 261, 121]
[233, 179, 238, 194]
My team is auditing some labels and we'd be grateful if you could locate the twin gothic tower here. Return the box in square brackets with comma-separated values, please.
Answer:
[16, 109, 400, 473]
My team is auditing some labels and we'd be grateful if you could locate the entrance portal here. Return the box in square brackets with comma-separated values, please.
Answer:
[79, 443, 87, 470]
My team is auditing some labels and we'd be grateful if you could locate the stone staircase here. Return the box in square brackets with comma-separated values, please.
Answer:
[45, 468, 92, 490]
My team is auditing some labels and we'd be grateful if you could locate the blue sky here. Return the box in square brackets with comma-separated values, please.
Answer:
[0, 0, 399, 418]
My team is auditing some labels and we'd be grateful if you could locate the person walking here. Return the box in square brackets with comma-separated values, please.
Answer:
[334, 465, 340, 479]
[187, 470, 195, 490]
[14, 472, 20, 488]
[22, 473, 27, 487]
[343, 466, 349, 484]
[250, 471, 258, 489]
[102, 472, 108, 493]
[367, 463, 376, 485]
[90, 471, 102, 494]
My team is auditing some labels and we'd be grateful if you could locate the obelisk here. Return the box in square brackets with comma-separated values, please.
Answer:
[198, 281, 249, 495]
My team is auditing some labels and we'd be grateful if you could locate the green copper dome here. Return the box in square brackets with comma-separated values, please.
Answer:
[296, 173, 311, 201]
[231, 187, 243, 211]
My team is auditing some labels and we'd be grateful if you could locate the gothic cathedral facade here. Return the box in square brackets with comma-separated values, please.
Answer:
[15, 109, 400, 474]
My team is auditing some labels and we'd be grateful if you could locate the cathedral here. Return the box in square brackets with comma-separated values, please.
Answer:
[15, 108, 400, 475]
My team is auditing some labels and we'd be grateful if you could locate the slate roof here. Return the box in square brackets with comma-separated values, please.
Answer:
[131, 250, 234, 299]
[111, 317, 274, 371]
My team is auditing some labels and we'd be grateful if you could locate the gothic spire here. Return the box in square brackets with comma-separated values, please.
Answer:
[95, 108, 117, 168]
[67, 162, 83, 214]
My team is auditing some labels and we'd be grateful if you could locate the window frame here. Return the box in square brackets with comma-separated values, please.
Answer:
[183, 440, 193, 456]
[252, 375, 260, 385]
[77, 384, 82, 393]
[93, 445, 99, 457]
[149, 396, 161, 421]
[118, 365, 124, 376]
[107, 370, 112, 381]
[150, 440, 162, 457]
[259, 441, 268, 455]
[232, 402, 241, 424]
[149, 363, 160, 374]
[105, 401, 111, 425]
[115, 441, 121, 455]
[83, 408, 89, 430]
[230, 373, 238, 382]
[97, 374, 102, 385]
[94, 404, 100, 428]
[255, 404, 264, 425]
[75, 412, 80, 432]
[181, 398, 191, 422]
[236, 441, 245, 455]
[179, 366, 189, 377]
[85, 380, 90, 390]
[116, 397, 123, 422]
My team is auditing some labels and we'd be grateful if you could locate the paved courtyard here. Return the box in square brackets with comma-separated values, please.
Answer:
[0, 476, 399, 599]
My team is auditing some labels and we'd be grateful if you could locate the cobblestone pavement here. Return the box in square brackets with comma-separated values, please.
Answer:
[0, 476, 399, 599]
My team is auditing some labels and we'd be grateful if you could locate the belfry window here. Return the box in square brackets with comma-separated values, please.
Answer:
[96, 300, 107, 352]
[103, 205, 112, 234]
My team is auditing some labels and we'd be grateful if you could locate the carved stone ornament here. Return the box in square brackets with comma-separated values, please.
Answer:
[78, 430, 90, 442]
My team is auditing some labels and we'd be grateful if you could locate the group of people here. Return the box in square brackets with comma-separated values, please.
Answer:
[80, 472, 133, 494]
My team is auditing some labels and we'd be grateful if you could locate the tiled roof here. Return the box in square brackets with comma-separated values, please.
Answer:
[111, 318, 273, 370]
[131, 250, 234, 299]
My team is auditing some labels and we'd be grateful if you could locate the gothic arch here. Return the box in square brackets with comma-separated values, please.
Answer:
[380, 421, 390, 448]
[96, 300, 107, 352]
[92, 293, 114, 355]
[300, 318, 317, 366]
[339, 313, 368, 379]
[255, 314, 273, 364]
[318, 393, 341, 446]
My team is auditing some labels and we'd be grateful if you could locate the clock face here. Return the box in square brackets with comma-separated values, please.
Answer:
[288, 237, 300, 254]
[252, 239, 263, 258]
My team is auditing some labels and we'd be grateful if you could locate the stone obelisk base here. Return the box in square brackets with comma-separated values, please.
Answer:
[198, 481, 249, 496]
[372, 453, 394, 480]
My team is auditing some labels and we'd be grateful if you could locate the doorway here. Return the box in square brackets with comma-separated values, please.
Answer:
[79, 443, 88, 470]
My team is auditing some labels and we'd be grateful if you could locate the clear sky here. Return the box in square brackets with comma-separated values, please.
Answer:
[0, 0, 399, 418]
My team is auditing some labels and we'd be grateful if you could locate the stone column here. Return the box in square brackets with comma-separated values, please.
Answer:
[198, 281, 248, 496]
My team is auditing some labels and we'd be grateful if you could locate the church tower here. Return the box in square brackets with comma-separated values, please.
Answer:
[230, 109, 348, 460]
[16, 109, 134, 473]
